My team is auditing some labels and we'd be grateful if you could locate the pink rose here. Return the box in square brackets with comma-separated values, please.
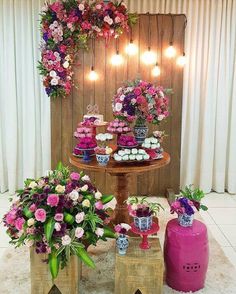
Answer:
[35, 208, 46, 222]
[75, 227, 84, 239]
[70, 172, 80, 181]
[5, 210, 17, 225]
[95, 201, 103, 210]
[47, 194, 59, 207]
[114, 224, 122, 233]
[54, 213, 64, 222]
[134, 87, 142, 96]
[15, 218, 25, 231]
[54, 222, 61, 232]
[136, 95, 146, 104]
[75, 212, 85, 224]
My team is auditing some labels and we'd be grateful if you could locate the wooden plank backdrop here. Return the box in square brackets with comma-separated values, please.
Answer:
[51, 14, 185, 196]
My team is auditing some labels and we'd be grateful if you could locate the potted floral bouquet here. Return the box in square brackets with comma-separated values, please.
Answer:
[170, 185, 208, 227]
[115, 223, 131, 255]
[126, 197, 163, 232]
[2, 163, 116, 280]
[112, 79, 170, 144]
[95, 133, 113, 165]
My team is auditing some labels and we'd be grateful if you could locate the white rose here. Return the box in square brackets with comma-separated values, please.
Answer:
[41, 4, 48, 12]
[49, 70, 57, 78]
[158, 114, 165, 121]
[119, 94, 125, 101]
[81, 175, 90, 182]
[81, 184, 88, 192]
[121, 223, 131, 231]
[115, 16, 121, 23]
[82, 199, 90, 207]
[54, 222, 61, 232]
[107, 18, 113, 25]
[27, 218, 35, 227]
[29, 181, 37, 189]
[95, 228, 104, 237]
[63, 61, 69, 68]
[104, 16, 111, 24]
[55, 185, 65, 193]
[95, 191, 102, 200]
[61, 235, 71, 246]
[24, 239, 34, 247]
[75, 227, 84, 239]
[54, 51, 60, 58]
[75, 212, 85, 224]
[78, 3, 84, 10]
[51, 78, 59, 86]
[69, 190, 79, 201]
[115, 103, 123, 112]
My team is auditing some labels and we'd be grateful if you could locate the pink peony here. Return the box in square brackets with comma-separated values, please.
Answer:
[29, 204, 36, 212]
[35, 208, 47, 222]
[70, 172, 80, 181]
[54, 213, 64, 222]
[134, 87, 142, 96]
[5, 210, 17, 225]
[95, 201, 103, 210]
[15, 218, 25, 231]
[47, 194, 59, 207]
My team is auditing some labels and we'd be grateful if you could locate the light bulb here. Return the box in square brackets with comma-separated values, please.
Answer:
[152, 63, 161, 76]
[125, 41, 138, 56]
[111, 51, 123, 66]
[165, 44, 176, 58]
[88, 67, 98, 81]
[141, 48, 157, 65]
[177, 54, 186, 66]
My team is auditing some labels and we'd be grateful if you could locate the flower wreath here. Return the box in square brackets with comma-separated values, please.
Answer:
[38, 0, 136, 98]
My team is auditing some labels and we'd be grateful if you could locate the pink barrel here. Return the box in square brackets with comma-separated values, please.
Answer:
[164, 219, 209, 292]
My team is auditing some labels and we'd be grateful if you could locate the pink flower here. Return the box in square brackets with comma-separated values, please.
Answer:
[29, 204, 36, 212]
[114, 224, 122, 233]
[75, 212, 85, 224]
[75, 227, 84, 239]
[81, 21, 92, 30]
[5, 210, 17, 225]
[50, 1, 63, 13]
[136, 95, 146, 104]
[134, 87, 142, 96]
[95, 201, 103, 210]
[54, 222, 61, 232]
[70, 172, 80, 181]
[47, 194, 59, 207]
[54, 213, 64, 222]
[35, 208, 46, 223]
[15, 218, 25, 231]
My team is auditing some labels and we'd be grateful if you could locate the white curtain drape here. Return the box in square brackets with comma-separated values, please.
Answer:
[125, 0, 236, 194]
[0, 0, 235, 194]
[0, 0, 51, 194]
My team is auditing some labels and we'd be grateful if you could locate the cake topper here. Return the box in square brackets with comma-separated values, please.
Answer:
[87, 104, 99, 115]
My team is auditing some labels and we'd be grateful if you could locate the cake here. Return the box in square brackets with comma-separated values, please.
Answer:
[83, 114, 104, 124]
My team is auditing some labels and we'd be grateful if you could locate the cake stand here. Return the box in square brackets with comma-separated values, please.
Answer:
[77, 147, 95, 163]
[131, 222, 160, 250]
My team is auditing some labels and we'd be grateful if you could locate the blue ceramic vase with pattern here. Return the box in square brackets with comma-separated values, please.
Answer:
[178, 213, 194, 227]
[134, 216, 153, 232]
[133, 126, 149, 144]
[96, 154, 110, 166]
[116, 234, 129, 255]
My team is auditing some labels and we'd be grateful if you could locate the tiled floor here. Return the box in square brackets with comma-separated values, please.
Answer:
[0, 191, 236, 269]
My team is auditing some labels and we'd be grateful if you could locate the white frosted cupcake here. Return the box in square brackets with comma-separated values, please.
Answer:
[131, 148, 138, 154]
[129, 154, 135, 160]
[114, 154, 122, 161]
[138, 149, 146, 155]
[136, 154, 143, 161]
[118, 150, 125, 156]
[124, 149, 131, 155]
[123, 155, 129, 161]
[143, 154, 150, 160]
[151, 137, 158, 144]
[151, 144, 158, 149]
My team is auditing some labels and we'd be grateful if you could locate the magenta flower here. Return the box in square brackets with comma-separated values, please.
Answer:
[54, 213, 64, 222]
[47, 194, 59, 207]
[95, 201, 103, 210]
[15, 218, 25, 231]
[5, 210, 17, 225]
[134, 87, 142, 96]
[35, 208, 47, 222]
[70, 172, 80, 181]
[29, 204, 36, 212]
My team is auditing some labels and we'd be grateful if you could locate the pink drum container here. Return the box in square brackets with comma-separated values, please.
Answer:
[164, 219, 209, 292]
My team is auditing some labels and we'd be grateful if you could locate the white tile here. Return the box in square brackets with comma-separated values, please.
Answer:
[0, 223, 11, 248]
[221, 246, 236, 268]
[203, 193, 236, 208]
[199, 210, 215, 224]
[207, 208, 236, 225]
[207, 224, 231, 246]
[218, 225, 236, 246]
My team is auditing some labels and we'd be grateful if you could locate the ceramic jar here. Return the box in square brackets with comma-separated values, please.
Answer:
[134, 216, 153, 232]
[96, 154, 110, 166]
[116, 234, 129, 255]
[133, 126, 149, 144]
[178, 213, 194, 227]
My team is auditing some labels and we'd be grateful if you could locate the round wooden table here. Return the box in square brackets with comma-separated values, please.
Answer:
[69, 152, 170, 224]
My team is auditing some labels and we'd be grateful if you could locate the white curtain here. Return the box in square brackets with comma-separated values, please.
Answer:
[125, 0, 236, 194]
[0, 0, 51, 194]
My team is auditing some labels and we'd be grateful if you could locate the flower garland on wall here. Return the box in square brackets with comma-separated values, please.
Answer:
[38, 0, 136, 98]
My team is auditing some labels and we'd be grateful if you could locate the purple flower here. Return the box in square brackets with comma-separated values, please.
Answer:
[43, 33, 48, 42]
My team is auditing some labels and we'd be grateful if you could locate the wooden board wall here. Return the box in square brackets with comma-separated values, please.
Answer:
[51, 14, 185, 196]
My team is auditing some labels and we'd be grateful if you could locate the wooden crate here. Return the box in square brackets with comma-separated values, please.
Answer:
[115, 237, 164, 294]
[30, 249, 81, 294]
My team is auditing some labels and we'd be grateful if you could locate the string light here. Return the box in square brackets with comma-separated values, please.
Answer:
[152, 62, 161, 76]
[142, 47, 157, 65]
[88, 66, 98, 81]
[177, 53, 186, 66]
[125, 40, 138, 56]
[111, 50, 123, 65]
[165, 43, 176, 58]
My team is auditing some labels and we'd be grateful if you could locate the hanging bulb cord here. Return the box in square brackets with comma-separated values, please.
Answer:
[169, 14, 175, 46]
[148, 12, 151, 50]
[130, 27, 133, 43]
[91, 38, 95, 70]
[116, 38, 119, 54]
[182, 15, 187, 55]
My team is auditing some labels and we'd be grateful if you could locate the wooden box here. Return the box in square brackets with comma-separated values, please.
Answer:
[115, 238, 164, 294]
[30, 249, 81, 294]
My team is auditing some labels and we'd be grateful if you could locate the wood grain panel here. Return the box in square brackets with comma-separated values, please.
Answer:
[51, 14, 185, 196]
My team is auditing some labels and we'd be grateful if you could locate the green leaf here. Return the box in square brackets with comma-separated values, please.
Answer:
[56, 161, 63, 171]
[44, 218, 55, 242]
[23, 207, 33, 218]
[103, 226, 116, 239]
[101, 195, 114, 204]
[49, 251, 60, 279]
[75, 247, 95, 269]
[64, 212, 75, 224]
[200, 204, 208, 211]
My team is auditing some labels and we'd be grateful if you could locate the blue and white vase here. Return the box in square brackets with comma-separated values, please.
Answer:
[134, 216, 153, 232]
[116, 234, 129, 255]
[133, 126, 149, 144]
[96, 154, 110, 166]
[178, 213, 194, 227]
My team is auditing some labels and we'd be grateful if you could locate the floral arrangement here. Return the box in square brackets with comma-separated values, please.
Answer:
[74, 126, 93, 139]
[2, 163, 116, 279]
[112, 79, 170, 126]
[94, 146, 113, 155]
[118, 135, 137, 147]
[38, 0, 137, 98]
[170, 185, 208, 216]
[153, 130, 166, 142]
[114, 223, 131, 235]
[107, 118, 131, 134]
[142, 137, 160, 150]
[126, 197, 163, 217]
[77, 137, 97, 149]
[114, 148, 150, 162]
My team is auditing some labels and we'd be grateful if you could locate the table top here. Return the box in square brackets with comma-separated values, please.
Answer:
[69, 152, 170, 175]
